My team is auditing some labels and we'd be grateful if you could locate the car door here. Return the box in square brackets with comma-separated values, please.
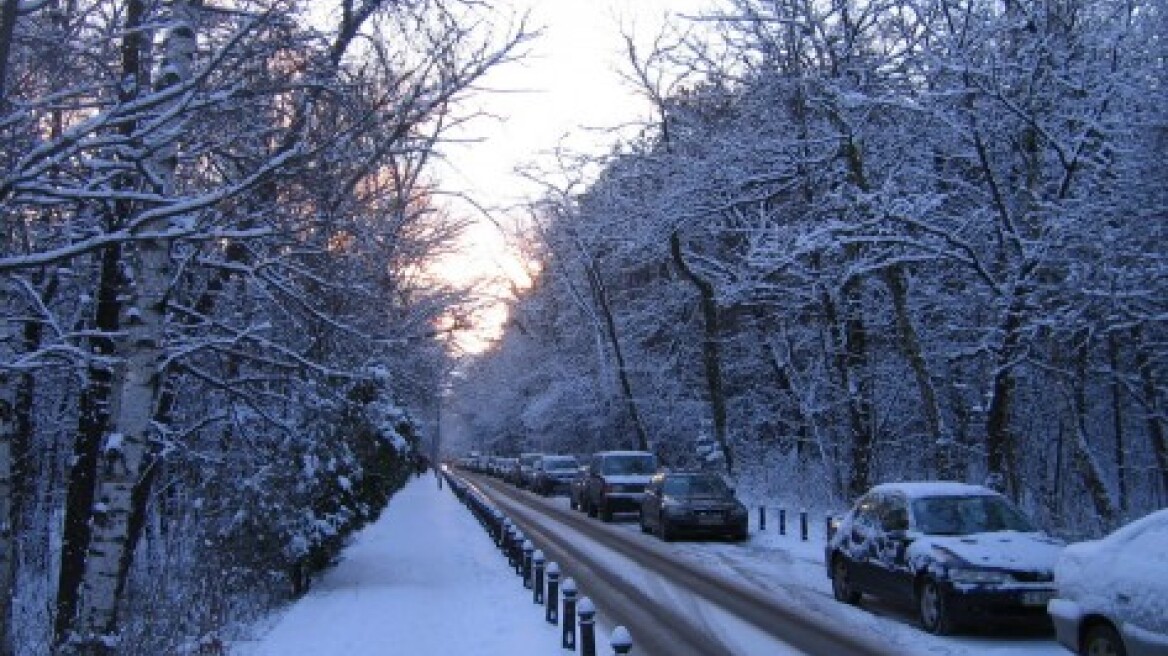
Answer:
[868, 494, 915, 602]
[845, 493, 885, 592]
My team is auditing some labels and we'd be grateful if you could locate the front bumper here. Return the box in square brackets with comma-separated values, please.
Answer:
[941, 582, 1057, 628]
[600, 493, 644, 513]
[1047, 598, 1081, 652]
[666, 512, 748, 537]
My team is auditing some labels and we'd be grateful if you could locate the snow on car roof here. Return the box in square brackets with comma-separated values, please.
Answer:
[869, 481, 999, 498]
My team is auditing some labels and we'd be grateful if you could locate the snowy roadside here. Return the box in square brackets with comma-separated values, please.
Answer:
[230, 476, 569, 655]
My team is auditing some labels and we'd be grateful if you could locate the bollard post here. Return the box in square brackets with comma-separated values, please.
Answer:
[779, 508, 787, 536]
[758, 505, 766, 531]
[610, 626, 633, 655]
[533, 550, 546, 603]
[512, 531, 525, 573]
[506, 526, 517, 566]
[562, 578, 578, 650]
[545, 563, 560, 624]
[800, 509, 809, 541]
[825, 515, 834, 541]
[500, 519, 511, 551]
[578, 597, 596, 656]
[522, 540, 534, 585]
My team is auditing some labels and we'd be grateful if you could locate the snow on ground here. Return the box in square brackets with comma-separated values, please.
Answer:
[233, 474, 1068, 656]
[231, 475, 566, 655]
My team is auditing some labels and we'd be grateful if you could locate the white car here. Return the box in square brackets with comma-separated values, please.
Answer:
[1048, 509, 1168, 656]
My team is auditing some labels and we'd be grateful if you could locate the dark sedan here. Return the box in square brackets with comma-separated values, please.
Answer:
[825, 481, 1063, 635]
[639, 471, 748, 542]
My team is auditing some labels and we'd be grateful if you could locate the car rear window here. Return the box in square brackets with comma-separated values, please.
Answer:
[663, 475, 729, 497]
[602, 454, 656, 475]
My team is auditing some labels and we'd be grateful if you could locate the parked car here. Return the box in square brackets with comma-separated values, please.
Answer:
[569, 466, 590, 511]
[583, 450, 658, 521]
[531, 455, 580, 495]
[639, 471, 748, 541]
[825, 481, 1063, 635]
[1048, 508, 1168, 656]
[492, 457, 517, 479]
[516, 452, 543, 488]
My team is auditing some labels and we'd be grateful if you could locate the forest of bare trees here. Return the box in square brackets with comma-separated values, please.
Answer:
[450, 0, 1167, 541]
[0, 0, 527, 653]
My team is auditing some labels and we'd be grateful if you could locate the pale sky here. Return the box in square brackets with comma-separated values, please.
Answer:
[431, 0, 716, 351]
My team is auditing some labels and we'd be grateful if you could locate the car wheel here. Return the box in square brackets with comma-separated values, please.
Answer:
[918, 578, 955, 635]
[830, 556, 861, 604]
[569, 496, 578, 510]
[639, 511, 650, 533]
[587, 499, 598, 518]
[1083, 622, 1126, 656]
[659, 514, 675, 542]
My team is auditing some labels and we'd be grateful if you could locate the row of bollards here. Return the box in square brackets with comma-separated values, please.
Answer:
[445, 473, 634, 655]
[753, 506, 837, 541]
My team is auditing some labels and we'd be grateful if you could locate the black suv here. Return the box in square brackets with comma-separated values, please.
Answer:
[583, 451, 657, 521]
[640, 471, 748, 541]
[825, 481, 1063, 635]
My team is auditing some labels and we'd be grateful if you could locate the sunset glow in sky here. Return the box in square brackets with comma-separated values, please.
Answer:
[430, 0, 714, 353]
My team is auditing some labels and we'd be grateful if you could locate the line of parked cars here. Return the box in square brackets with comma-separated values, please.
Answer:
[458, 452, 1165, 653]
[459, 449, 749, 542]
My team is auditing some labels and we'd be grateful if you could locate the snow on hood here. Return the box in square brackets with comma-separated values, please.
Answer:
[910, 531, 1064, 572]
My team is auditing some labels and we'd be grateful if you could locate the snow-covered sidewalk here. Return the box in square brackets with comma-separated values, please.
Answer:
[233, 475, 563, 655]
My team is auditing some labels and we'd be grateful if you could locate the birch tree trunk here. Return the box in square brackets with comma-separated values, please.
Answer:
[64, 3, 195, 651]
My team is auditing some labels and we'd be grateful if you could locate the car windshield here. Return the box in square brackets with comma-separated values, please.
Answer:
[603, 455, 656, 475]
[543, 457, 578, 471]
[663, 475, 730, 498]
[911, 495, 1035, 535]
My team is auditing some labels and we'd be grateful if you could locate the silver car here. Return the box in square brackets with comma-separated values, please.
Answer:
[1048, 509, 1168, 656]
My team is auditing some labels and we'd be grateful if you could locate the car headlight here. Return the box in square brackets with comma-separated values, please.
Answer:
[948, 568, 1012, 584]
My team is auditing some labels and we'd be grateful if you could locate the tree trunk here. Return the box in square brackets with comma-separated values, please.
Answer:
[984, 295, 1024, 497]
[1133, 329, 1168, 499]
[55, 246, 121, 647]
[584, 258, 649, 452]
[0, 384, 15, 656]
[818, 271, 873, 499]
[671, 231, 732, 474]
[1107, 332, 1127, 513]
[0, 0, 19, 104]
[884, 266, 950, 477]
[61, 2, 195, 652]
[1071, 339, 1116, 527]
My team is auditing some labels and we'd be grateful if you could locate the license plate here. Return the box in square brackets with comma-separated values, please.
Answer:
[1022, 591, 1054, 606]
